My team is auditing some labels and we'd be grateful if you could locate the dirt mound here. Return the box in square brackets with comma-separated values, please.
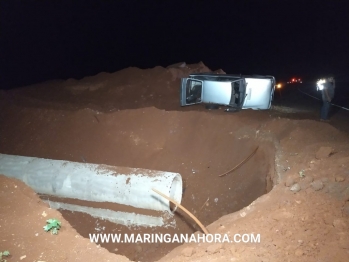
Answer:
[0, 175, 131, 262]
[5, 61, 224, 112]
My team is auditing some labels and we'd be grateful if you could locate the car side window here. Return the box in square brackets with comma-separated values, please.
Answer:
[229, 80, 245, 106]
[186, 80, 202, 104]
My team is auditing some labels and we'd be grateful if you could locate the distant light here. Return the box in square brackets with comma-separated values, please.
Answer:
[276, 83, 282, 89]
[317, 79, 326, 90]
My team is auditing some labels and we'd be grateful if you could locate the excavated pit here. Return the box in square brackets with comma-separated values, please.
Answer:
[52, 136, 275, 262]
[0, 106, 276, 262]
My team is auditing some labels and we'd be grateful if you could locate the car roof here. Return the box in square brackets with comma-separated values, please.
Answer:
[188, 73, 242, 81]
[188, 73, 274, 80]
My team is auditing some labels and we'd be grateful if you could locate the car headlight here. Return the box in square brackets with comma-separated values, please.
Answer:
[276, 83, 282, 89]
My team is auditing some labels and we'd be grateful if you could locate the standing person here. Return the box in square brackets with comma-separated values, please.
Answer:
[320, 77, 335, 121]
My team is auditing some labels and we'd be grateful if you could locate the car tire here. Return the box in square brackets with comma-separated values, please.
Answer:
[205, 104, 220, 110]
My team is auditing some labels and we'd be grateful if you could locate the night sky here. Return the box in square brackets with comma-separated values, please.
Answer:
[1, 0, 349, 89]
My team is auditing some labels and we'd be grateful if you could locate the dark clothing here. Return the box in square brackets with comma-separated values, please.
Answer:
[321, 81, 335, 102]
[321, 100, 331, 120]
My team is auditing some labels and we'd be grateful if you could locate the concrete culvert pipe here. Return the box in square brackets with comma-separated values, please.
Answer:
[0, 154, 182, 213]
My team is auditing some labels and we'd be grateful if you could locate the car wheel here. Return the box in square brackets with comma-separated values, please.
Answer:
[205, 104, 219, 110]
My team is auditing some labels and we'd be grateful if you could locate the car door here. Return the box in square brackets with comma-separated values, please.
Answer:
[242, 77, 275, 109]
[180, 78, 203, 106]
[228, 79, 247, 109]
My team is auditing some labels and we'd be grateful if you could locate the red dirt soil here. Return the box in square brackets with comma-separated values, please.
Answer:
[0, 62, 349, 261]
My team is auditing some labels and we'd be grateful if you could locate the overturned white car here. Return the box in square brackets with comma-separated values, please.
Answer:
[180, 73, 275, 111]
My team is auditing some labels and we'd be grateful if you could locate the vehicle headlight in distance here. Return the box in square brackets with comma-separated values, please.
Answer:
[316, 79, 326, 90]
[276, 83, 282, 89]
